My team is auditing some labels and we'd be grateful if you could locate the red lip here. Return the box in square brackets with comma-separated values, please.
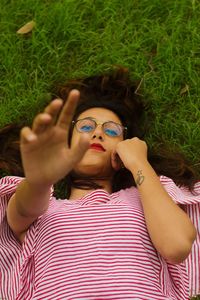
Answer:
[89, 143, 105, 152]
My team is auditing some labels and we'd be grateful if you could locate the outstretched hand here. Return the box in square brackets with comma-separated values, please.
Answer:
[20, 90, 90, 187]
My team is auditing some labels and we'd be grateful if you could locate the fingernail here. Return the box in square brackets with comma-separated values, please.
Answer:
[27, 134, 36, 141]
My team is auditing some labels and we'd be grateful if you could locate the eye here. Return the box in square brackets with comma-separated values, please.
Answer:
[104, 122, 121, 137]
[76, 119, 96, 132]
[79, 125, 94, 132]
[104, 128, 118, 136]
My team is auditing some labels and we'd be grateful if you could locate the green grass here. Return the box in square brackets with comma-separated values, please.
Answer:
[0, 1, 200, 298]
[1, 0, 200, 167]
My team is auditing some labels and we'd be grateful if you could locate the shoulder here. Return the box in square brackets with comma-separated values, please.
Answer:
[0, 175, 23, 183]
[0, 176, 24, 215]
[117, 175, 200, 206]
[159, 175, 200, 205]
[0, 176, 24, 193]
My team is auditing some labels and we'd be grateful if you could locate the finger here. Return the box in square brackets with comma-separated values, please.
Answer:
[56, 89, 80, 136]
[70, 133, 90, 164]
[32, 113, 52, 134]
[111, 151, 122, 171]
[44, 99, 63, 127]
[20, 127, 37, 144]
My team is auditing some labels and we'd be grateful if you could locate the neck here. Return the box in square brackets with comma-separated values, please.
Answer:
[69, 179, 112, 200]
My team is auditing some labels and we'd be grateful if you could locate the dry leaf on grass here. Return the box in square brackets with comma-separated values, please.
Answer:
[180, 84, 189, 96]
[17, 20, 36, 34]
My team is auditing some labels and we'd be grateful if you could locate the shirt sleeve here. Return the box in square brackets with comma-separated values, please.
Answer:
[0, 175, 54, 225]
[160, 175, 200, 297]
[0, 175, 54, 245]
[0, 175, 23, 196]
[160, 175, 200, 205]
[0, 176, 55, 299]
[0, 176, 24, 223]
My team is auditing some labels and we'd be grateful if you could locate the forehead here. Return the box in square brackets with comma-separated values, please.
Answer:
[77, 107, 122, 124]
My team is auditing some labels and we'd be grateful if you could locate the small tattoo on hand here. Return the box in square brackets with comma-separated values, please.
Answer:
[136, 170, 145, 186]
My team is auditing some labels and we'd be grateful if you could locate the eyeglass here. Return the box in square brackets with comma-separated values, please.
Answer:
[72, 117, 127, 137]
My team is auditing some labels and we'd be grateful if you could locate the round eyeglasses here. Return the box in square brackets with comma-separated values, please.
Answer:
[72, 117, 127, 137]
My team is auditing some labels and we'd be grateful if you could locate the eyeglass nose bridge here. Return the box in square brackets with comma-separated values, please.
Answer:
[93, 120, 105, 128]
[92, 120, 105, 134]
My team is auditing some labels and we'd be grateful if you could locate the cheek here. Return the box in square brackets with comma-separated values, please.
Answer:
[70, 130, 80, 147]
[110, 137, 123, 149]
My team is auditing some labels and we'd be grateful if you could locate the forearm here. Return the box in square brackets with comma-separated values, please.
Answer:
[130, 160, 197, 263]
[6, 179, 52, 238]
[8, 179, 51, 218]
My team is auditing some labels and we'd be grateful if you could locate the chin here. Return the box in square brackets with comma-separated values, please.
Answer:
[74, 166, 104, 177]
[73, 162, 113, 178]
[73, 152, 113, 177]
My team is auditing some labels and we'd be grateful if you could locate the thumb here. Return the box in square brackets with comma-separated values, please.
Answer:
[111, 150, 123, 171]
[71, 134, 90, 164]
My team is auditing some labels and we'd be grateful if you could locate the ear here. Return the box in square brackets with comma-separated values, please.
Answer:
[111, 150, 122, 171]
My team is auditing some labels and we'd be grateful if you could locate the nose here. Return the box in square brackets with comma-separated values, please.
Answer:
[92, 124, 104, 140]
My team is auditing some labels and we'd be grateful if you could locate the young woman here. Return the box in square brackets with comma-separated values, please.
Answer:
[0, 68, 200, 299]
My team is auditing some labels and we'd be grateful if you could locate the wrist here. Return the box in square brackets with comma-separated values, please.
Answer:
[15, 179, 52, 218]
[24, 179, 52, 195]
[129, 159, 158, 187]
[25, 177, 52, 190]
[129, 158, 149, 175]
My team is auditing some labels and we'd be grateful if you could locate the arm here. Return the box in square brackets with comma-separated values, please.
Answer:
[116, 138, 197, 264]
[7, 180, 51, 239]
[6, 90, 90, 241]
[130, 159, 196, 264]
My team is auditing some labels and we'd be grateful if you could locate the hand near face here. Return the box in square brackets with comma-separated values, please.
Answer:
[113, 137, 148, 171]
[20, 90, 90, 187]
[111, 151, 124, 171]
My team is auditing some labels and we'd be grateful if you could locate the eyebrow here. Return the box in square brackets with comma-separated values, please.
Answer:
[80, 117, 122, 125]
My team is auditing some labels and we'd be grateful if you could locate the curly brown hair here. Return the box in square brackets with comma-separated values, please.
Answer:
[0, 67, 199, 198]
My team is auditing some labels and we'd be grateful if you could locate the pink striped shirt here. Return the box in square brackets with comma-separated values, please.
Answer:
[0, 176, 199, 299]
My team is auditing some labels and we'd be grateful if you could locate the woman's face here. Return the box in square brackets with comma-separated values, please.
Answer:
[71, 107, 124, 178]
